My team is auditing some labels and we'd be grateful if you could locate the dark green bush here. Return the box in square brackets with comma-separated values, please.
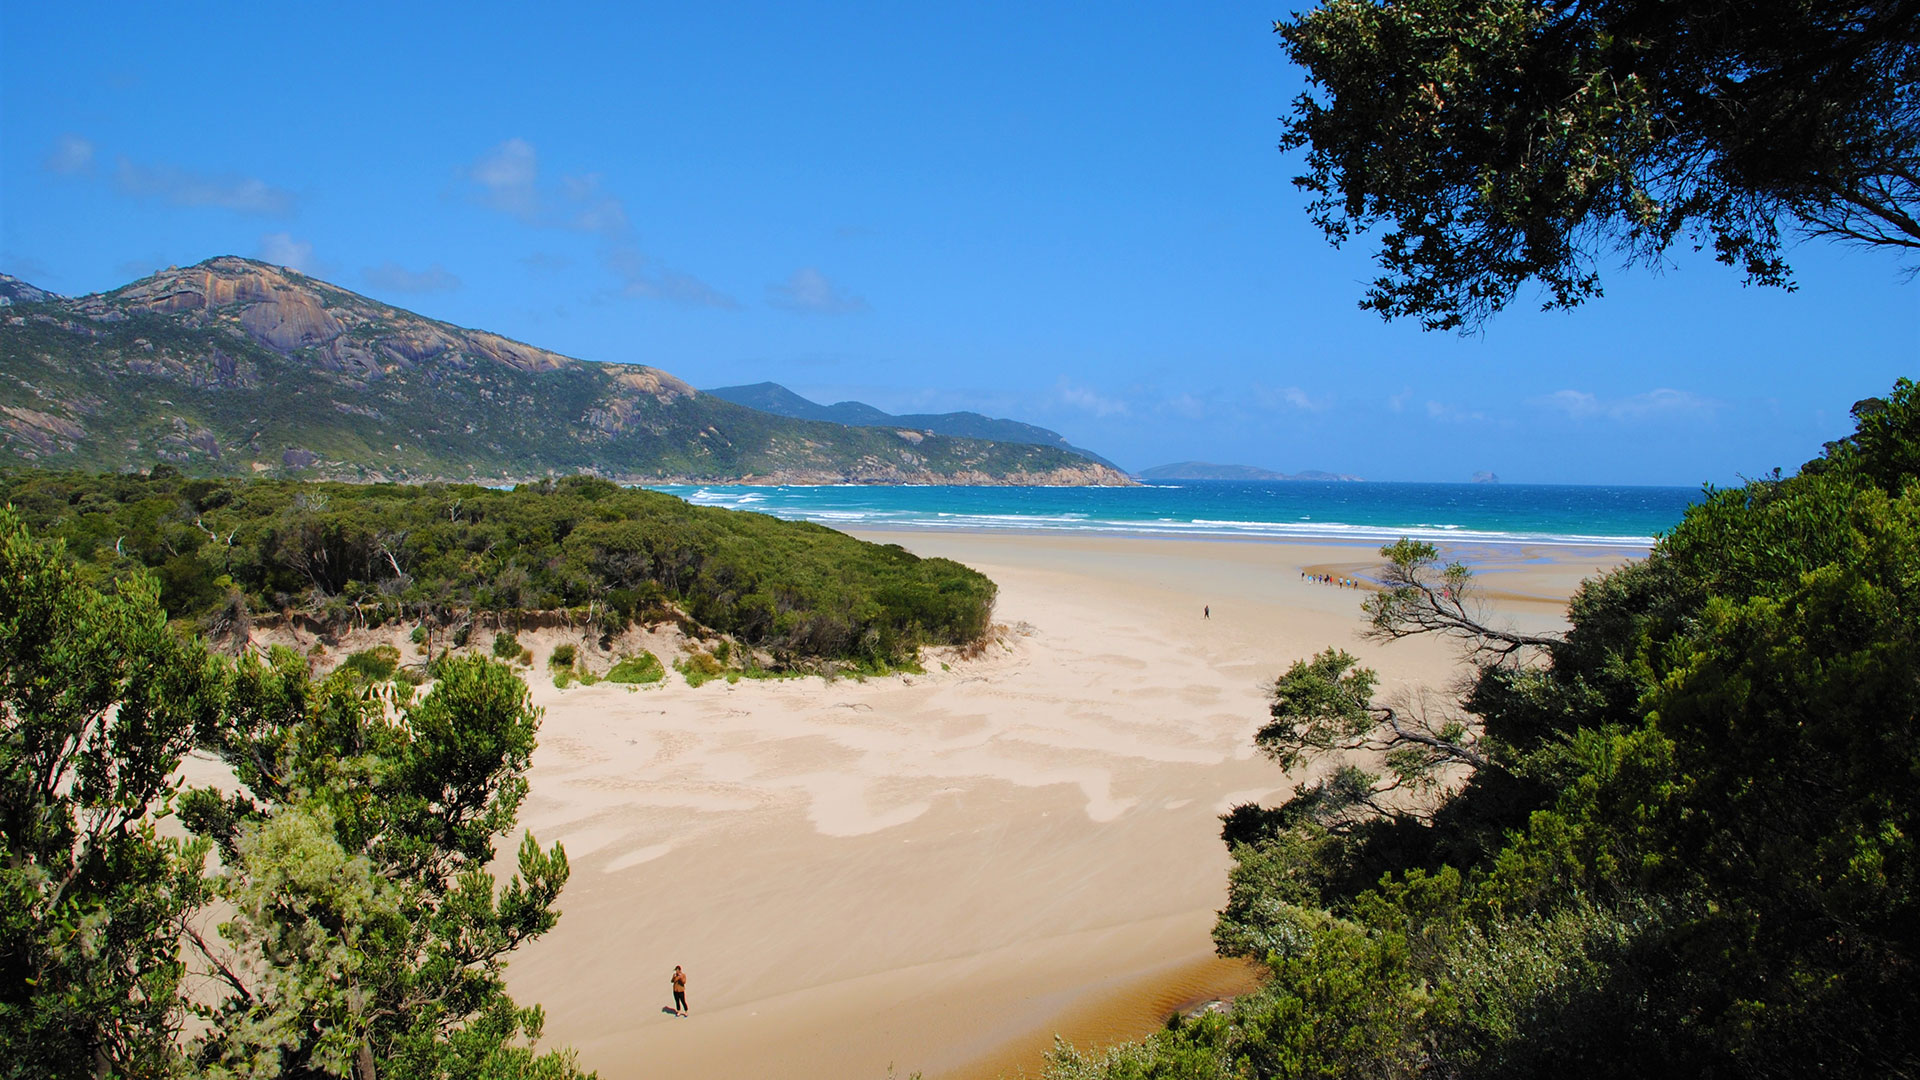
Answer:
[0, 472, 996, 666]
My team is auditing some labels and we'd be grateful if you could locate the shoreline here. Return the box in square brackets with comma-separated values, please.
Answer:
[501, 531, 1630, 1078]
[650, 479, 1693, 551]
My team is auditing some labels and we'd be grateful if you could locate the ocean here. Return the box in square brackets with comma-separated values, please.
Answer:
[651, 481, 1703, 548]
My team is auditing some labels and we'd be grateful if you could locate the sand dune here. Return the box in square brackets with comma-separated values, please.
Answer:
[502, 533, 1631, 1079]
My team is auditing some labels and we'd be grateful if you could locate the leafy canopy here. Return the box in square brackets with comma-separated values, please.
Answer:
[1278, 0, 1920, 329]
[1047, 378, 1920, 1079]
[0, 511, 589, 1080]
[0, 508, 223, 1079]
[0, 471, 998, 668]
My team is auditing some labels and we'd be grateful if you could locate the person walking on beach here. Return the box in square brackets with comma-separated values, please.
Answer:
[1203, 605, 1210, 619]
[671, 965, 688, 1016]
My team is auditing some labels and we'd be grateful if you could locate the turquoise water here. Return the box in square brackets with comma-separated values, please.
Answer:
[651, 481, 1702, 547]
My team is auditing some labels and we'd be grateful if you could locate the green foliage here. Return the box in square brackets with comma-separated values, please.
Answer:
[605, 651, 665, 685]
[674, 650, 728, 688]
[548, 643, 577, 670]
[493, 632, 522, 659]
[340, 643, 401, 682]
[186, 656, 587, 1079]
[0, 508, 223, 1078]
[0, 510, 590, 1078]
[1, 470, 998, 666]
[1259, 649, 1379, 772]
[1277, 0, 1920, 330]
[1054, 381, 1920, 1079]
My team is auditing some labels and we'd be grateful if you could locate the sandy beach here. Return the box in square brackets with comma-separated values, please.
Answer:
[500, 532, 1637, 1079]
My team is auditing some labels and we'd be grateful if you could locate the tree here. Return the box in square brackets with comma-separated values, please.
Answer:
[1048, 378, 1920, 1078]
[1, 506, 588, 1079]
[0, 508, 225, 1079]
[1277, 0, 1920, 329]
[182, 655, 586, 1080]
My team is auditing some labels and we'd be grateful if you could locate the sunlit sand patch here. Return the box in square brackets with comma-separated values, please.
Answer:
[564, 781, 765, 815]
[1214, 787, 1284, 813]
[547, 827, 624, 860]
[895, 747, 1139, 822]
[503, 531, 1588, 1080]
[734, 733, 866, 774]
[602, 842, 674, 872]
[776, 771, 936, 836]
[1003, 727, 1227, 766]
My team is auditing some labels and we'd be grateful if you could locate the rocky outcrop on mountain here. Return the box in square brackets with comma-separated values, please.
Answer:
[92, 257, 657, 387]
[0, 274, 56, 306]
[0, 257, 1129, 486]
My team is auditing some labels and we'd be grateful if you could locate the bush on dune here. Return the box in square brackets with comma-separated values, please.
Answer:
[606, 651, 665, 685]
[1050, 379, 1920, 1079]
[0, 472, 998, 669]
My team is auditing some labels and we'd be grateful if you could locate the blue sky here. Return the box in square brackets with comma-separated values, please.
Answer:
[3, 1, 1914, 485]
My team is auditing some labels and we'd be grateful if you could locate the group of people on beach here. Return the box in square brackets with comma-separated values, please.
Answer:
[1302, 570, 1364, 589]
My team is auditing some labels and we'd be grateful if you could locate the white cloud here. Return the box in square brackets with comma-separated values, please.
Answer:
[767, 267, 868, 315]
[363, 261, 461, 294]
[1165, 393, 1207, 420]
[44, 134, 94, 175]
[1539, 388, 1720, 420]
[603, 243, 740, 309]
[468, 139, 735, 308]
[116, 158, 294, 216]
[466, 140, 629, 237]
[559, 173, 630, 236]
[1425, 400, 1487, 423]
[257, 233, 315, 272]
[1388, 388, 1413, 413]
[469, 137, 540, 220]
[1253, 384, 1329, 412]
[1055, 377, 1129, 417]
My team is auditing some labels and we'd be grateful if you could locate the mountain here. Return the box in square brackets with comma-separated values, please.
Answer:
[704, 381, 1125, 471]
[1138, 461, 1364, 482]
[0, 259, 1130, 486]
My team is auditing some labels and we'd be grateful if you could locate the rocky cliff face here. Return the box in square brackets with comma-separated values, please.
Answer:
[0, 257, 1130, 486]
[82, 257, 690, 392]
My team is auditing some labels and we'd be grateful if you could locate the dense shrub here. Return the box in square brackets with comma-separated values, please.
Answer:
[1, 472, 996, 666]
[1050, 380, 1920, 1079]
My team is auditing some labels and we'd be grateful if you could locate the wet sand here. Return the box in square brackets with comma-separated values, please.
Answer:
[500, 532, 1631, 1078]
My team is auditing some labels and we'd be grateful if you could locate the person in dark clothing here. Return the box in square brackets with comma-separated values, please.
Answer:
[672, 965, 688, 1016]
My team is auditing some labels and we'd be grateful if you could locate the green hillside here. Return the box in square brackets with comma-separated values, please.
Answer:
[704, 380, 1127, 470]
[0, 258, 1129, 486]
